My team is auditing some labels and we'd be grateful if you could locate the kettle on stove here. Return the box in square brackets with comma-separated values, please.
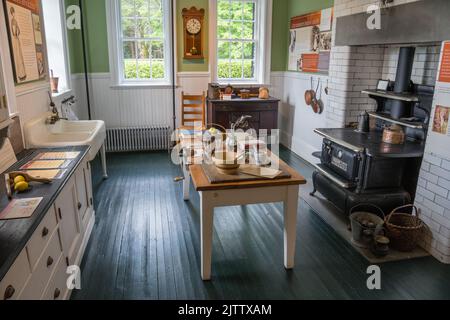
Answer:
[356, 112, 370, 133]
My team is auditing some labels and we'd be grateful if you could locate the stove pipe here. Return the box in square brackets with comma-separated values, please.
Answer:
[390, 47, 416, 119]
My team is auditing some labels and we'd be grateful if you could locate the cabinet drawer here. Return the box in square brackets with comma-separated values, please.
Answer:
[42, 256, 69, 300]
[26, 206, 58, 270]
[0, 250, 30, 300]
[20, 229, 62, 300]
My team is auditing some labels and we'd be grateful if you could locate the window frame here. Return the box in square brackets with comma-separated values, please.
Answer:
[210, 0, 272, 85]
[107, 0, 173, 87]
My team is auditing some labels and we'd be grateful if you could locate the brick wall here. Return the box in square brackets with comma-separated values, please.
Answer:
[415, 153, 450, 263]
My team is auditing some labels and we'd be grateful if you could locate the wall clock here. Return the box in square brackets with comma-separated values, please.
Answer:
[182, 7, 205, 59]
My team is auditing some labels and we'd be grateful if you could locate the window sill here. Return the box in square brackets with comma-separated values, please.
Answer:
[52, 89, 72, 99]
[110, 83, 176, 90]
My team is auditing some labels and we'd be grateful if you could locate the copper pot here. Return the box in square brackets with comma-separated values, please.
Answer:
[305, 90, 315, 106]
[382, 125, 405, 144]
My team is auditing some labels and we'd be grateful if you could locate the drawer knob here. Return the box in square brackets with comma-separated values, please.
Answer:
[42, 227, 49, 237]
[47, 256, 54, 268]
[77, 202, 82, 210]
[54, 288, 61, 299]
[4, 285, 15, 300]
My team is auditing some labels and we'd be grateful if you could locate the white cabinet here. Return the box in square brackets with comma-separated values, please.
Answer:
[55, 177, 81, 266]
[0, 156, 95, 300]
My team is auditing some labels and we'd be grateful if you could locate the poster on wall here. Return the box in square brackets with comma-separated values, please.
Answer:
[426, 41, 450, 158]
[3, 0, 46, 84]
[288, 8, 333, 73]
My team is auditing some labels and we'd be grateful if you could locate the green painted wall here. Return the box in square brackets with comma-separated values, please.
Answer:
[65, 0, 110, 73]
[177, 0, 209, 72]
[270, 0, 288, 71]
[288, 0, 333, 18]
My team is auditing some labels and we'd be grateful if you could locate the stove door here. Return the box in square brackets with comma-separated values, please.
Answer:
[321, 139, 361, 182]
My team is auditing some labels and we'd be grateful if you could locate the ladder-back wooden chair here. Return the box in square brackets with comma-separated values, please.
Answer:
[180, 91, 206, 130]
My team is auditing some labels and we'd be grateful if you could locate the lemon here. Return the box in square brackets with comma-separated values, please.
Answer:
[209, 128, 217, 134]
[14, 175, 26, 184]
[14, 181, 29, 192]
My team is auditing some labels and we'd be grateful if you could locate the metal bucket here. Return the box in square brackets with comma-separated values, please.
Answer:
[349, 204, 385, 248]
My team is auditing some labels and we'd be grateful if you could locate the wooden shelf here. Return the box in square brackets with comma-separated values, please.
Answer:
[362, 89, 419, 102]
[368, 112, 424, 129]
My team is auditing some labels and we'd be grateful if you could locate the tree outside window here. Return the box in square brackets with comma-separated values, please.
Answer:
[120, 0, 165, 80]
[217, 0, 257, 81]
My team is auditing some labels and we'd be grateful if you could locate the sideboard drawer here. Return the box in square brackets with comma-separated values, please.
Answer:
[26, 206, 58, 270]
[0, 250, 30, 300]
[19, 228, 62, 300]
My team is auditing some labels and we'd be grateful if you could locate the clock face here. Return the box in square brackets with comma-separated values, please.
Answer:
[186, 18, 201, 35]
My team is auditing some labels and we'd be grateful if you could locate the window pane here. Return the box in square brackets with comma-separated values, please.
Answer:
[230, 1, 243, 20]
[217, 0, 231, 20]
[218, 59, 231, 79]
[229, 22, 242, 39]
[123, 41, 136, 59]
[217, 20, 230, 39]
[149, 0, 162, 10]
[135, 0, 150, 17]
[230, 42, 242, 60]
[217, 41, 230, 59]
[243, 42, 254, 59]
[137, 41, 151, 59]
[229, 61, 243, 79]
[243, 60, 254, 78]
[151, 41, 164, 59]
[243, 2, 255, 21]
[122, 18, 136, 37]
[136, 18, 149, 38]
[152, 60, 165, 79]
[242, 22, 254, 40]
[124, 60, 137, 79]
[148, 18, 163, 37]
[121, 0, 135, 17]
[137, 60, 151, 79]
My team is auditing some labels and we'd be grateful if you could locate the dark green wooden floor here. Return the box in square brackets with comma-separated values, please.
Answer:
[71, 148, 450, 300]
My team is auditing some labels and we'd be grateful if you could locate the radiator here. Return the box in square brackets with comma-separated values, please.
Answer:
[105, 126, 171, 152]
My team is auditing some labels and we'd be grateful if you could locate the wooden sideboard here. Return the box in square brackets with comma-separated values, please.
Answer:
[207, 97, 279, 132]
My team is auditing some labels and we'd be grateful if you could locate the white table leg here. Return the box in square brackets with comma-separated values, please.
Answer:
[283, 185, 299, 269]
[100, 144, 108, 179]
[200, 192, 214, 280]
[182, 165, 190, 201]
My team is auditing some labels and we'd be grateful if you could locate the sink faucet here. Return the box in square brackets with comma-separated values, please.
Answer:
[46, 91, 68, 125]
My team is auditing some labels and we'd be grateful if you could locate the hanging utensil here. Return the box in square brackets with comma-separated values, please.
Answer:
[305, 77, 315, 106]
[311, 78, 321, 114]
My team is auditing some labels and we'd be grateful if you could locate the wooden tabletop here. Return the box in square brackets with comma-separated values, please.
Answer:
[190, 155, 307, 191]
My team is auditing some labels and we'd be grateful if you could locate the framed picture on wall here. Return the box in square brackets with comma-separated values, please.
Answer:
[2, 0, 46, 84]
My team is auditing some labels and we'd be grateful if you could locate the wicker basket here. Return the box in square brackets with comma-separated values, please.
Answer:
[385, 204, 424, 252]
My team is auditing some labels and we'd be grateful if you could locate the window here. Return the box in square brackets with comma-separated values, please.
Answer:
[107, 0, 172, 86]
[212, 0, 271, 84]
[42, 0, 70, 93]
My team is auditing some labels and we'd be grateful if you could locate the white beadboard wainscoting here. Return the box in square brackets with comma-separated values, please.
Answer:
[270, 71, 329, 164]
[71, 72, 211, 128]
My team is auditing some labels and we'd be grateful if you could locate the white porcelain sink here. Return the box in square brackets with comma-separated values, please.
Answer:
[24, 113, 107, 174]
